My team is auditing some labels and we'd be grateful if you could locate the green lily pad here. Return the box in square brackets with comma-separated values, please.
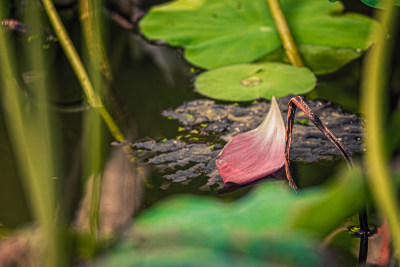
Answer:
[195, 62, 316, 101]
[262, 45, 363, 75]
[361, 0, 400, 8]
[140, 0, 377, 73]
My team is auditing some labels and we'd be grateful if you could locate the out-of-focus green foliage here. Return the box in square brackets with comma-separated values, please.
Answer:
[140, 0, 377, 74]
[0, 224, 11, 239]
[0, 1, 9, 18]
[97, 232, 322, 267]
[291, 167, 366, 237]
[386, 107, 400, 156]
[0, 1, 64, 265]
[195, 62, 316, 101]
[360, 0, 400, 8]
[96, 166, 366, 266]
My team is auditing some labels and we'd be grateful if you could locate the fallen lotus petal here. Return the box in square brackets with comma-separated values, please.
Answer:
[216, 97, 285, 184]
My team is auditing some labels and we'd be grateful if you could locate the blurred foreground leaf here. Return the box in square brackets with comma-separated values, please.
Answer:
[292, 167, 366, 237]
[361, 0, 400, 8]
[195, 63, 316, 101]
[140, 0, 376, 74]
[0, 2, 9, 18]
[96, 166, 366, 266]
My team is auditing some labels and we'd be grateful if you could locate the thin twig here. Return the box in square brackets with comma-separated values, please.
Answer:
[265, 0, 303, 67]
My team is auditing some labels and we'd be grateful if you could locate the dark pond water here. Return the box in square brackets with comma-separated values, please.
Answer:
[0, 3, 367, 229]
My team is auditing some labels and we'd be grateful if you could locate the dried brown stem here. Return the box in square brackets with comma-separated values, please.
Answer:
[284, 96, 368, 266]
[284, 96, 354, 190]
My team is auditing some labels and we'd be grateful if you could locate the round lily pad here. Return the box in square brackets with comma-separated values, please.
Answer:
[195, 63, 316, 101]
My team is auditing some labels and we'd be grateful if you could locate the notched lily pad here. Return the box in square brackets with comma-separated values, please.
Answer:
[139, 0, 377, 73]
[261, 45, 365, 75]
[195, 62, 316, 101]
[129, 96, 364, 190]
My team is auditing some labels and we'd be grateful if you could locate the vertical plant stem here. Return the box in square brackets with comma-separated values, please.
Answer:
[266, 0, 304, 67]
[361, 0, 400, 259]
[41, 0, 126, 143]
[79, 0, 104, 240]
[78, 0, 113, 83]
[78, 0, 130, 132]
[82, 110, 103, 240]
[0, 3, 63, 266]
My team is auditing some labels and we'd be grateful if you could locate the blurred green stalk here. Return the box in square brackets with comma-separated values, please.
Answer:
[79, 0, 105, 241]
[79, 0, 113, 84]
[41, 0, 126, 143]
[0, 3, 65, 267]
[266, 0, 304, 67]
[82, 109, 103, 242]
[361, 0, 400, 259]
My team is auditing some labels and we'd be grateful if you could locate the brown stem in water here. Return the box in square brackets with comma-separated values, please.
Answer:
[284, 98, 297, 191]
[284, 96, 353, 190]
[284, 96, 368, 266]
[286, 96, 353, 172]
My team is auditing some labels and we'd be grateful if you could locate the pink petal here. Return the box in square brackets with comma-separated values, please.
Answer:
[216, 97, 285, 184]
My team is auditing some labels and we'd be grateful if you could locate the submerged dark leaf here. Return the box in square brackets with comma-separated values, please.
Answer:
[131, 97, 364, 190]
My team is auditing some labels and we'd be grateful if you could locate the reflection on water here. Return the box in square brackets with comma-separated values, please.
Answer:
[74, 147, 145, 235]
